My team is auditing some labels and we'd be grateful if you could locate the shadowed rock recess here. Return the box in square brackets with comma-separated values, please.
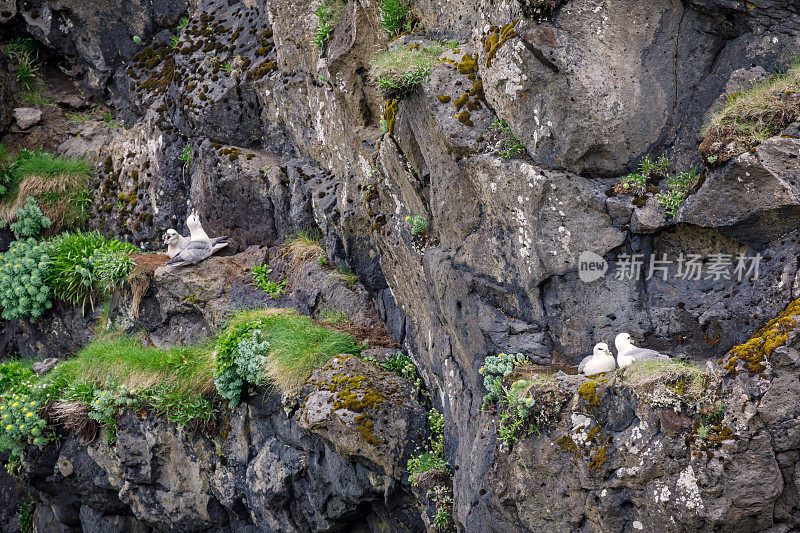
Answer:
[1, 0, 800, 531]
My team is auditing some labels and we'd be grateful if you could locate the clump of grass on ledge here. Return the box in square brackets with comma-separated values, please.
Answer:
[48, 335, 216, 399]
[621, 359, 720, 417]
[370, 44, 443, 98]
[701, 60, 800, 163]
[214, 308, 360, 405]
[285, 229, 327, 266]
[1, 149, 93, 232]
[379, 0, 413, 37]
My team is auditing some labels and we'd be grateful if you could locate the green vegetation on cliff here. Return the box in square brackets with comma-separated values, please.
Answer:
[370, 44, 443, 97]
[214, 308, 360, 405]
[701, 60, 800, 162]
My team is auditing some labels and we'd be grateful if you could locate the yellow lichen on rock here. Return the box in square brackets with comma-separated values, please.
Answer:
[724, 298, 800, 375]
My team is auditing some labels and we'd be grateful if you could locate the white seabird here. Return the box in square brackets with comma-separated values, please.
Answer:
[578, 342, 617, 375]
[164, 228, 229, 259]
[165, 211, 214, 266]
[614, 332, 670, 368]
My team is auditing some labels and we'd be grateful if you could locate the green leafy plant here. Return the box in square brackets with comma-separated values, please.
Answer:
[179, 143, 192, 165]
[379, 352, 423, 393]
[370, 45, 443, 98]
[0, 144, 15, 198]
[214, 309, 360, 405]
[170, 35, 179, 48]
[433, 499, 454, 529]
[379, 0, 413, 37]
[88, 382, 137, 443]
[47, 231, 136, 313]
[479, 352, 530, 404]
[313, 1, 346, 50]
[0, 388, 49, 467]
[17, 497, 34, 533]
[0, 238, 52, 320]
[90, 240, 137, 293]
[133, 35, 143, 45]
[8, 197, 51, 239]
[656, 169, 699, 217]
[72, 189, 93, 222]
[617, 155, 670, 196]
[252, 265, 287, 298]
[488, 119, 525, 159]
[406, 215, 428, 235]
[2, 40, 39, 92]
[407, 408, 449, 485]
[177, 17, 189, 31]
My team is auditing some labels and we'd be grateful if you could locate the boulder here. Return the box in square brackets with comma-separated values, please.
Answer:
[13, 107, 42, 130]
[678, 134, 800, 247]
[297, 355, 427, 480]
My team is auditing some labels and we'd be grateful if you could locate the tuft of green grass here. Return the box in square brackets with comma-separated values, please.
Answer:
[321, 307, 349, 326]
[285, 228, 326, 265]
[66, 112, 94, 124]
[20, 88, 55, 108]
[12, 150, 92, 182]
[44, 334, 218, 430]
[47, 335, 217, 398]
[313, 1, 346, 51]
[370, 44, 443, 97]
[331, 264, 357, 287]
[702, 60, 800, 160]
[379, 0, 412, 37]
[216, 309, 361, 397]
[46, 231, 138, 313]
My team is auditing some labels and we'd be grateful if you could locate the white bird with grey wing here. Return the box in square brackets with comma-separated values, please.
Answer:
[164, 228, 229, 258]
[614, 332, 670, 368]
[578, 342, 617, 375]
[165, 211, 216, 266]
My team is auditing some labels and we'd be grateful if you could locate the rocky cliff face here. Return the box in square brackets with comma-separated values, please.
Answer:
[3, 0, 800, 531]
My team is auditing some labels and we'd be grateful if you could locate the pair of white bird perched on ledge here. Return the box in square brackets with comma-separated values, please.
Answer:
[164, 210, 228, 266]
[578, 333, 670, 375]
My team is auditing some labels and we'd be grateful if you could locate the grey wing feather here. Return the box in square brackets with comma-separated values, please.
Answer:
[165, 241, 212, 265]
[210, 242, 228, 254]
[578, 355, 590, 373]
[629, 347, 669, 362]
[210, 236, 229, 245]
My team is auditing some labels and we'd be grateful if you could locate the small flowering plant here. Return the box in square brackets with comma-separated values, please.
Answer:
[0, 238, 52, 320]
[405, 215, 428, 235]
[88, 383, 137, 443]
[0, 390, 49, 467]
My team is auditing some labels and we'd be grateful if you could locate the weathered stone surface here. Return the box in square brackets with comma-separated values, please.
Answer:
[679, 134, 800, 247]
[298, 355, 426, 480]
[6, 0, 800, 530]
[18, 371, 426, 532]
[1, 303, 99, 359]
[13, 107, 42, 130]
[18, 0, 189, 94]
